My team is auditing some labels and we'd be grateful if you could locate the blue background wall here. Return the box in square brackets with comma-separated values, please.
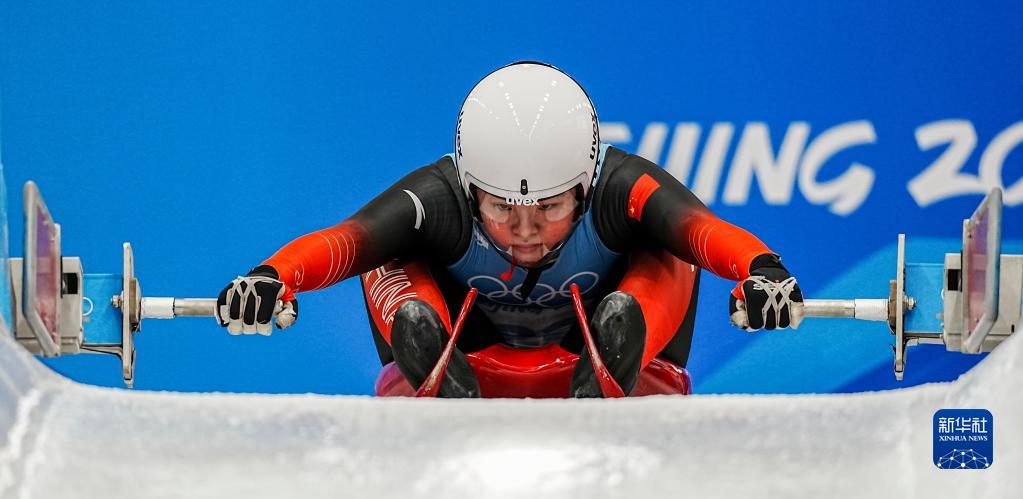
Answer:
[1, 1, 1020, 394]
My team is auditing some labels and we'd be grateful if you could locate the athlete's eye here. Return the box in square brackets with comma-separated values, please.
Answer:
[538, 203, 560, 211]
[493, 203, 512, 211]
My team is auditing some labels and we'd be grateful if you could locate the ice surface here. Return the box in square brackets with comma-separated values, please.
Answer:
[0, 329, 1019, 499]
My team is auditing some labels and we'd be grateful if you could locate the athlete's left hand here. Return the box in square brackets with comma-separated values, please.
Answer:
[729, 254, 804, 331]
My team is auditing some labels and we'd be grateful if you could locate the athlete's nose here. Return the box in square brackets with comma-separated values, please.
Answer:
[509, 206, 540, 239]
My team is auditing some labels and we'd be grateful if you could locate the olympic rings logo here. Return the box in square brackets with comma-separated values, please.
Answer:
[467, 271, 600, 307]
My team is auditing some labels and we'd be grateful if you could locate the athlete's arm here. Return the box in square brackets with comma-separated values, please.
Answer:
[591, 147, 803, 330]
[263, 158, 470, 302]
[592, 147, 772, 281]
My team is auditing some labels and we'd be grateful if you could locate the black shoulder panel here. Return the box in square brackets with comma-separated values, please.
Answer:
[589, 146, 711, 253]
[350, 155, 472, 266]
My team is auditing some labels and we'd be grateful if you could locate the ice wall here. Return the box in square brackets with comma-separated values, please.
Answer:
[0, 329, 1019, 499]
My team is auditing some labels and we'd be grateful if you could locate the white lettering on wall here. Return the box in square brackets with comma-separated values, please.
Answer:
[906, 120, 1022, 207]
[980, 122, 1023, 206]
[797, 121, 876, 216]
[663, 123, 700, 185]
[690, 123, 734, 203]
[602, 120, 876, 215]
[723, 122, 809, 206]
[907, 120, 984, 206]
[601, 119, 1020, 213]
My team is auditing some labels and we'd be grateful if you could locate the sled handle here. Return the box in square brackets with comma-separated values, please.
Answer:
[570, 284, 625, 398]
[416, 288, 478, 398]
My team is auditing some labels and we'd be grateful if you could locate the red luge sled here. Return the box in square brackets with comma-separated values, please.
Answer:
[374, 285, 692, 398]
[374, 344, 692, 398]
[364, 245, 699, 399]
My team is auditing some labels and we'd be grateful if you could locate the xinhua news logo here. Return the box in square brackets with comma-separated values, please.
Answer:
[933, 409, 993, 469]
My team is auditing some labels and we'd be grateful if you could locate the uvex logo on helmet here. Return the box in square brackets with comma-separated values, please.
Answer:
[503, 197, 539, 206]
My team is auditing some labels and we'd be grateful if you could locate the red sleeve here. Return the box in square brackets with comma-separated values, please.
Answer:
[675, 211, 772, 280]
[633, 169, 772, 280]
[263, 221, 370, 302]
[257, 159, 471, 302]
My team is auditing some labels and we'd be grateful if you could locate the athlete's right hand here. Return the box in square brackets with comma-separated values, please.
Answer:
[729, 254, 803, 332]
[216, 265, 298, 335]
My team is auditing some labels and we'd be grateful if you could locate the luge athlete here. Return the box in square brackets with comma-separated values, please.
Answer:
[215, 62, 805, 398]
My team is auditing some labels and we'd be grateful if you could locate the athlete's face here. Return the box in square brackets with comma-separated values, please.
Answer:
[478, 190, 577, 267]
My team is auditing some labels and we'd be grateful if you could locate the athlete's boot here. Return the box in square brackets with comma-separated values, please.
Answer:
[390, 299, 481, 398]
[570, 291, 646, 398]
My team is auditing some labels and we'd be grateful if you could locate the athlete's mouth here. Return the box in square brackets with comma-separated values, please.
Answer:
[511, 244, 542, 254]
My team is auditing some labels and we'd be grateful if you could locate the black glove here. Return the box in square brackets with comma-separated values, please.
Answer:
[216, 265, 298, 335]
[729, 254, 803, 331]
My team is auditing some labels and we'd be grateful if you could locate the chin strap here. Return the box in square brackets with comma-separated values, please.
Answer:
[518, 267, 545, 298]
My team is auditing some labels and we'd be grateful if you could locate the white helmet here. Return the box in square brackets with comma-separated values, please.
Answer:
[455, 62, 599, 220]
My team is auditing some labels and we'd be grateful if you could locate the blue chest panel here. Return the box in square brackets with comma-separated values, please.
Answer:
[446, 211, 621, 347]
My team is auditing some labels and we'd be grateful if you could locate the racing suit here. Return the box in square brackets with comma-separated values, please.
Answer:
[261, 144, 775, 394]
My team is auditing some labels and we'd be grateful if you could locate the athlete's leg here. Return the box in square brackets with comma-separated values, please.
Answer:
[654, 270, 700, 367]
[570, 291, 646, 397]
[569, 248, 699, 397]
[360, 260, 489, 398]
[621, 248, 700, 368]
[389, 299, 480, 398]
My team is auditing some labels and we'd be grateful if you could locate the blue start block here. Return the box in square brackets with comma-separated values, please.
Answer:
[904, 262, 945, 334]
[82, 273, 122, 345]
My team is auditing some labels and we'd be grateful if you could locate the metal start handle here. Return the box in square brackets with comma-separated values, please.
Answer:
[141, 298, 217, 318]
[140, 297, 284, 320]
[802, 299, 889, 321]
